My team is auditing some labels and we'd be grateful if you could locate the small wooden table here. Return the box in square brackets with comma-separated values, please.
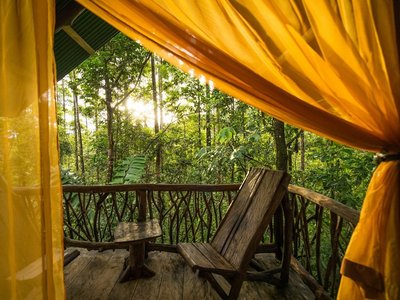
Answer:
[114, 219, 162, 282]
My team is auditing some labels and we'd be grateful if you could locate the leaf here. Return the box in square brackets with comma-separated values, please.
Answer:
[112, 155, 147, 184]
[217, 127, 235, 144]
[249, 132, 261, 142]
[230, 146, 246, 160]
[196, 147, 208, 159]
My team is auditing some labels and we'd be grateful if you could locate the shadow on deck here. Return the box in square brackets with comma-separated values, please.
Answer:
[64, 248, 314, 299]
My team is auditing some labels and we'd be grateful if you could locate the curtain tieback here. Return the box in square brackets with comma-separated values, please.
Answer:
[374, 152, 400, 164]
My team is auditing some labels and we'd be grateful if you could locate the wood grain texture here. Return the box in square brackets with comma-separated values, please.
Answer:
[63, 179, 353, 295]
[64, 249, 315, 299]
[65, 249, 125, 300]
[183, 266, 220, 300]
[211, 169, 289, 271]
[223, 171, 289, 270]
[156, 252, 185, 300]
[114, 219, 161, 244]
[178, 243, 236, 274]
[64, 249, 95, 289]
[288, 185, 359, 225]
[63, 183, 241, 193]
[64, 249, 80, 266]
[178, 169, 290, 299]
[129, 252, 163, 300]
[211, 169, 261, 254]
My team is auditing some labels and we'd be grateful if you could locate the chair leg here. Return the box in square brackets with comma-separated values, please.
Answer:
[227, 274, 245, 300]
[200, 271, 244, 300]
[200, 271, 229, 300]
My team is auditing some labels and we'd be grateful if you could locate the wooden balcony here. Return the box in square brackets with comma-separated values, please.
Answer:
[65, 249, 315, 299]
[63, 183, 359, 299]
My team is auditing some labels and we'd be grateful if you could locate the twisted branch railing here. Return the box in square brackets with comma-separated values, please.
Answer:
[288, 185, 359, 297]
[63, 184, 238, 243]
[63, 183, 359, 297]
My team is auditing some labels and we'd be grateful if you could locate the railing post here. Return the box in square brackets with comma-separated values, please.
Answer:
[280, 194, 293, 283]
[138, 190, 147, 222]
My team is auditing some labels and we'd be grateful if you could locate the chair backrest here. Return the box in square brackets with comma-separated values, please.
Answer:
[211, 168, 290, 271]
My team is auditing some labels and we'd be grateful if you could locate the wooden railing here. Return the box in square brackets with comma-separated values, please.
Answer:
[288, 185, 359, 297]
[63, 183, 359, 297]
[62, 184, 239, 243]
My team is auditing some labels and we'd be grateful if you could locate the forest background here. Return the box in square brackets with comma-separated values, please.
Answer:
[57, 33, 374, 210]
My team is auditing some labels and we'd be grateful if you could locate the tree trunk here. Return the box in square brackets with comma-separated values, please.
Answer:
[151, 54, 161, 182]
[115, 110, 120, 162]
[300, 130, 305, 184]
[74, 93, 86, 183]
[94, 101, 100, 182]
[62, 79, 66, 127]
[70, 70, 86, 182]
[272, 118, 288, 171]
[230, 98, 235, 182]
[216, 100, 220, 140]
[197, 94, 202, 149]
[105, 82, 114, 183]
[205, 85, 212, 148]
[158, 57, 164, 177]
[73, 90, 79, 173]
[60, 79, 67, 166]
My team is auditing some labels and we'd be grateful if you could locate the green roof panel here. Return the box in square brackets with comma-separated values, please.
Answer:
[54, 1, 119, 81]
[54, 30, 90, 80]
[72, 10, 118, 51]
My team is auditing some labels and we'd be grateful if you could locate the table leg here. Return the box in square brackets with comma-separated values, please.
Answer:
[118, 243, 156, 282]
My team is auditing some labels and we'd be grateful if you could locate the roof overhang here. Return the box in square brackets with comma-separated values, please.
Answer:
[55, 0, 119, 80]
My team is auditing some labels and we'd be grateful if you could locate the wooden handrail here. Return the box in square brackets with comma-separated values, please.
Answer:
[288, 185, 359, 225]
[63, 183, 241, 192]
[63, 183, 359, 225]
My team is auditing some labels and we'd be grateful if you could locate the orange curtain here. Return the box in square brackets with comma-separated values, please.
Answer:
[0, 0, 64, 299]
[77, 0, 399, 298]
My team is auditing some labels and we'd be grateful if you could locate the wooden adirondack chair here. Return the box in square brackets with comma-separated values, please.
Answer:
[177, 168, 291, 300]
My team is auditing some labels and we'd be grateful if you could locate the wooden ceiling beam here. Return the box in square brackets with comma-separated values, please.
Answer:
[62, 25, 95, 55]
[56, 1, 95, 55]
[55, 1, 85, 32]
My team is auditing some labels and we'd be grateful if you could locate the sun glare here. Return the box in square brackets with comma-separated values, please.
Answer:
[124, 98, 175, 127]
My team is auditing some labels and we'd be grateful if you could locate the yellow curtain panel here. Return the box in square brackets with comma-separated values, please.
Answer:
[0, 0, 64, 299]
[77, 0, 400, 299]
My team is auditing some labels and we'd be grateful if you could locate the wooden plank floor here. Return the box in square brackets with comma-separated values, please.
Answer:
[64, 248, 314, 300]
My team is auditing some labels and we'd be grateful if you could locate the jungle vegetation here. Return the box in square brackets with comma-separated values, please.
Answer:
[57, 33, 374, 210]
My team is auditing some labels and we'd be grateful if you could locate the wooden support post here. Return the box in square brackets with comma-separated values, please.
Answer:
[137, 189, 149, 257]
[274, 205, 284, 260]
[280, 194, 293, 283]
[115, 220, 161, 282]
[137, 190, 147, 222]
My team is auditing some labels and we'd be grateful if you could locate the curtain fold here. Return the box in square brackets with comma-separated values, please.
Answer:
[0, 0, 64, 299]
[77, 0, 400, 298]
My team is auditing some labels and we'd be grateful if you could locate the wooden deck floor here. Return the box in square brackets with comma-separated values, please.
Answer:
[64, 248, 314, 300]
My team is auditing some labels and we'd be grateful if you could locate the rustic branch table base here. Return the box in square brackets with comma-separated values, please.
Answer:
[114, 220, 161, 282]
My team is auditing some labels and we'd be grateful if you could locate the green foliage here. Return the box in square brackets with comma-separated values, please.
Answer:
[299, 134, 374, 209]
[56, 33, 378, 299]
[111, 155, 147, 184]
[57, 32, 375, 208]
[217, 127, 235, 144]
[60, 169, 82, 185]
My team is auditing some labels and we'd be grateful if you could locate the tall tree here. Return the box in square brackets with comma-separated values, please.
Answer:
[158, 58, 164, 177]
[73, 89, 85, 182]
[205, 84, 212, 148]
[272, 118, 288, 171]
[151, 54, 161, 181]
[70, 71, 86, 182]
[76, 34, 150, 182]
